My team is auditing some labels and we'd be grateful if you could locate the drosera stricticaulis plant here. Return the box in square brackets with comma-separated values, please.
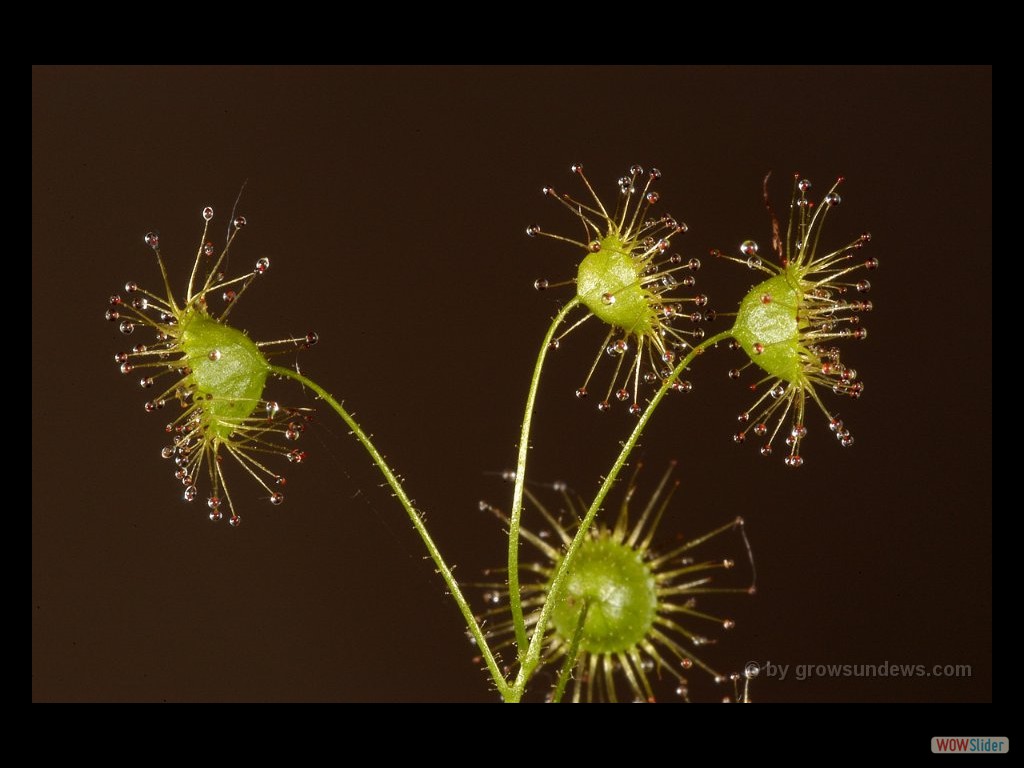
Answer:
[106, 203, 319, 527]
[108, 163, 877, 702]
[107, 200, 510, 696]
[714, 174, 876, 466]
[476, 463, 755, 702]
[527, 164, 709, 414]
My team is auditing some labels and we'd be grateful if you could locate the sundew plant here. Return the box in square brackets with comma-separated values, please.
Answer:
[107, 164, 876, 702]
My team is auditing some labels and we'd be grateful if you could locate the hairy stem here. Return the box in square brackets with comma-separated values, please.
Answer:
[270, 365, 510, 699]
[508, 299, 581, 661]
[552, 601, 589, 703]
[510, 330, 733, 699]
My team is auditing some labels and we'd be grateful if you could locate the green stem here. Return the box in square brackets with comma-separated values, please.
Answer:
[507, 299, 580, 662]
[510, 329, 733, 699]
[551, 601, 588, 703]
[269, 365, 510, 699]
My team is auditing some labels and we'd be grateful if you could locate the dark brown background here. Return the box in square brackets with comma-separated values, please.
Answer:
[32, 66, 991, 702]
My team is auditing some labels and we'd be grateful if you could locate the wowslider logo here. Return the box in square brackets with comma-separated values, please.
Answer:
[931, 738, 1008, 754]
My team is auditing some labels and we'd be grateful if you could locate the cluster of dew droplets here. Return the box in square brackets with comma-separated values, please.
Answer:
[785, 177, 876, 337]
[107, 231, 191, 411]
[723, 176, 877, 466]
[731, 380, 807, 465]
[156, 389, 314, 526]
[527, 164, 712, 415]
[107, 203, 324, 527]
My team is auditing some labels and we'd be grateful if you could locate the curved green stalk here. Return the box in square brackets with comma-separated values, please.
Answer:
[269, 365, 510, 699]
[508, 299, 581, 660]
[508, 330, 733, 700]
